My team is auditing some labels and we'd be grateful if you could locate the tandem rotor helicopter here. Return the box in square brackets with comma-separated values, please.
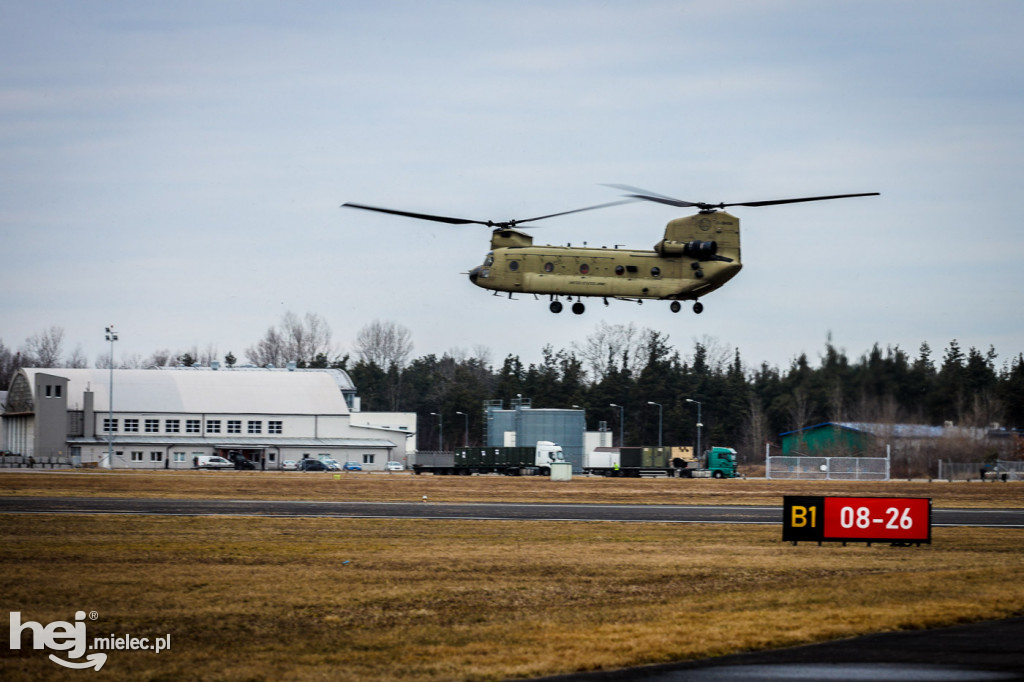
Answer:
[342, 186, 879, 315]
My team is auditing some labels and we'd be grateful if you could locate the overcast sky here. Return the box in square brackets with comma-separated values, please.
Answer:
[2, 1, 1022, 374]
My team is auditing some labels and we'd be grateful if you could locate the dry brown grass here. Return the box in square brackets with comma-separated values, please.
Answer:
[3, 513, 1024, 681]
[2, 469, 1022, 508]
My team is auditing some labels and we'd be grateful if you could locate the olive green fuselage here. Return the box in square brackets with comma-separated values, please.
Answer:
[468, 211, 743, 302]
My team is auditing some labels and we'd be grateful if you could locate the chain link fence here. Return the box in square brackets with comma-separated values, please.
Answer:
[767, 455, 889, 480]
[938, 460, 1024, 481]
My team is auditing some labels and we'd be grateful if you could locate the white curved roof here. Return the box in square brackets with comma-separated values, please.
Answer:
[25, 368, 349, 415]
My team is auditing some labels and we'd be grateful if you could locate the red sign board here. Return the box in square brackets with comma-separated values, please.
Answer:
[784, 496, 931, 544]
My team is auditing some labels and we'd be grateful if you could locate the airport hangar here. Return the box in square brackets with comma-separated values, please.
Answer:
[1, 366, 415, 470]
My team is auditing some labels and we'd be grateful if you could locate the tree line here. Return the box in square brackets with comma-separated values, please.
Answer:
[3, 316, 1022, 459]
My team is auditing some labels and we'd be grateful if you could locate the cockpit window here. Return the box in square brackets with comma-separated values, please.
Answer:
[483, 253, 494, 267]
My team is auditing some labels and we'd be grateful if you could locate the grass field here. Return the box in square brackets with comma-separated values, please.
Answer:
[2, 472, 1023, 680]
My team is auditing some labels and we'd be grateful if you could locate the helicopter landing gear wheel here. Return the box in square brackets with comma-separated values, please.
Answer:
[693, 301, 704, 314]
[572, 302, 585, 315]
[549, 301, 563, 314]
[670, 301, 681, 313]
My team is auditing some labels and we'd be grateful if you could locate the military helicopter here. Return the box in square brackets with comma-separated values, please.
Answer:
[342, 186, 878, 315]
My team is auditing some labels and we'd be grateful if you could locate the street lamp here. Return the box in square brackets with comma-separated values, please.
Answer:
[430, 412, 443, 452]
[686, 398, 703, 457]
[104, 325, 118, 469]
[647, 401, 663, 447]
[609, 403, 624, 447]
[455, 411, 469, 447]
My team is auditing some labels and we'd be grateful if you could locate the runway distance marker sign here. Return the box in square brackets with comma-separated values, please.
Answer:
[783, 495, 931, 545]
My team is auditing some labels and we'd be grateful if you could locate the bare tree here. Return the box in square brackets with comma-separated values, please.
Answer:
[282, 312, 333, 365]
[741, 395, 770, 465]
[66, 345, 89, 368]
[245, 312, 336, 367]
[246, 326, 287, 367]
[0, 340, 18, 390]
[145, 349, 175, 368]
[574, 321, 649, 382]
[352, 320, 413, 369]
[21, 326, 66, 367]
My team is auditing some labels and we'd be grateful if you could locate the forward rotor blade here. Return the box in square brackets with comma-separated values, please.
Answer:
[722, 192, 880, 208]
[341, 202, 491, 226]
[343, 198, 637, 229]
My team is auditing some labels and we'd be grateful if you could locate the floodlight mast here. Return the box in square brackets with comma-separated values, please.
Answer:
[104, 326, 118, 469]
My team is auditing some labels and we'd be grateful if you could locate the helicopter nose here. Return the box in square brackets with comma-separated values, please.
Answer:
[468, 266, 481, 284]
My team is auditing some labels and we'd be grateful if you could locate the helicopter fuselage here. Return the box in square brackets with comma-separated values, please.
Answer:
[468, 211, 743, 308]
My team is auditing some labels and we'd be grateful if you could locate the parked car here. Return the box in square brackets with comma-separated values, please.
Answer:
[386, 461, 404, 471]
[282, 460, 298, 471]
[234, 458, 256, 470]
[321, 458, 342, 471]
[342, 461, 363, 471]
[298, 459, 330, 472]
[196, 455, 233, 469]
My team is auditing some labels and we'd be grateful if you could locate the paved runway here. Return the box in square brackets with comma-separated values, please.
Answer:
[533, 617, 1024, 681]
[1, 496, 1023, 527]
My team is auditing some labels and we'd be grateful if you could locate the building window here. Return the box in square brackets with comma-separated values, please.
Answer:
[124, 419, 139, 433]
[363, 454, 375, 464]
[150, 451, 163, 462]
[55, 385, 62, 398]
[248, 421, 262, 434]
[131, 451, 144, 462]
[186, 420, 201, 434]
[227, 420, 241, 434]
[145, 419, 160, 433]
[207, 420, 221, 434]
[103, 418, 118, 433]
[268, 421, 283, 434]
[173, 452, 186, 463]
[166, 419, 180, 433]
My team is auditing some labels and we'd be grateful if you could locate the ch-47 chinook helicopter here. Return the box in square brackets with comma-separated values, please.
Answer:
[342, 186, 878, 315]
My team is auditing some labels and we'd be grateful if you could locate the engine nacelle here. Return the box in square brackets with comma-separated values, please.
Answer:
[684, 240, 718, 259]
[656, 239, 719, 259]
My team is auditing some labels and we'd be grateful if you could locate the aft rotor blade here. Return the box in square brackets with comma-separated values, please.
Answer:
[341, 202, 491, 226]
[603, 184, 700, 208]
[722, 192, 880, 208]
[516, 199, 638, 225]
